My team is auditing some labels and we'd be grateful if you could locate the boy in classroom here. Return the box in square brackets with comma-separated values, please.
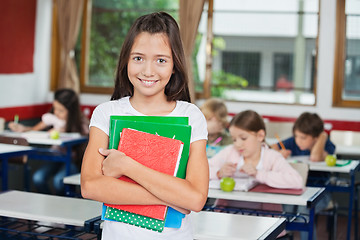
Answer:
[270, 112, 335, 161]
[200, 98, 233, 158]
[8, 88, 89, 195]
[271, 112, 336, 240]
[80, 12, 209, 240]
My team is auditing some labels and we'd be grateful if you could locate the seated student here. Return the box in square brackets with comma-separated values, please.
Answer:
[209, 110, 302, 238]
[8, 88, 89, 195]
[200, 98, 233, 158]
[271, 112, 336, 240]
[271, 112, 335, 161]
[209, 110, 303, 204]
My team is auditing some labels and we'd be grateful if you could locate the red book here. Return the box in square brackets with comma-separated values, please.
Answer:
[104, 128, 184, 220]
[250, 184, 305, 195]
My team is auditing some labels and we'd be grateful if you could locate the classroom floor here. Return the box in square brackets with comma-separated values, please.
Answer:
[292, 212, 359, 240]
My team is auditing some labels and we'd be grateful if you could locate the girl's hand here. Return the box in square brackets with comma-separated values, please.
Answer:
[8, 122, 27, 132]
[99, 148, 132, 178]
[240, 163, 257, 176]
[217, 162, 237, 179]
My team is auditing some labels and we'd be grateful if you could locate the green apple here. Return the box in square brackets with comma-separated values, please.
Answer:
[325, 154, 337, 167]
[50, 130, 60, 140]
[220, 177, 236, 192]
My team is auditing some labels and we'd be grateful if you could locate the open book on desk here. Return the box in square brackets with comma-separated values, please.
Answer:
[209, 177, 259, 192]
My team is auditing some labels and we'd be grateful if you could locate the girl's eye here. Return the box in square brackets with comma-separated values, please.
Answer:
[133, 56, 142, 61]
[157, 58, 166, 63]
[241, 137, 247, 141]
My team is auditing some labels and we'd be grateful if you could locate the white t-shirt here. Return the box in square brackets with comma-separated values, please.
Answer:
[42, 113, 66, 131]
[89, 96, 208, 240]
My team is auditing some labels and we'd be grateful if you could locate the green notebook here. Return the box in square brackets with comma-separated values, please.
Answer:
[102, 116, 191, 231]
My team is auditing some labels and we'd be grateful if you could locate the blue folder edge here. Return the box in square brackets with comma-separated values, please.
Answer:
[101, 204, 185, 228]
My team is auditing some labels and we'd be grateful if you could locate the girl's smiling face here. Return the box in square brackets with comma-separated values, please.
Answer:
[127, 32, 174, 99]
[229, 125, 265, 159]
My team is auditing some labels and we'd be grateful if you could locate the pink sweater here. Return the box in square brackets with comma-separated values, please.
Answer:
[209, 144, 303, 189]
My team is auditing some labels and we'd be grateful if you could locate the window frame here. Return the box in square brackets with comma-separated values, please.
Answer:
[333, 0, 360, 108]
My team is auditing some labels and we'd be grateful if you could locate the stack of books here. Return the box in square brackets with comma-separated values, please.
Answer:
[101, 116, 192, 232]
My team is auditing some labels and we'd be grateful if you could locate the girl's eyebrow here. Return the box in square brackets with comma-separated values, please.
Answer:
[130, 52, 171, 59]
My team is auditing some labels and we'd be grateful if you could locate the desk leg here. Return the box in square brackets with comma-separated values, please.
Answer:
[308, 207, 315, 240]
[64, 147, 72, 194]
[1, 157, 8, 191]
[346, 173, 355, 240]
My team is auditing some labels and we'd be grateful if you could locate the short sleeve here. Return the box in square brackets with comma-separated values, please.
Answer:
[187, 105, 208, 143]
[325, 139, 336, 154]
[89, 103, 111, 136]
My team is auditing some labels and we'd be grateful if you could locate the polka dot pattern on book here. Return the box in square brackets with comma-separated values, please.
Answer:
[104, 206, 165, 232]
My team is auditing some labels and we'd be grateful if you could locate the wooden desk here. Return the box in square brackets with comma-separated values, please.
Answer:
[93, 210, 285, 240]
[63, 173, 81, 186]
[0, 190, 102, 239]
[0, 190, 102, 226]
[191, 211, 286, 240]
[207, 187, 325, 240]
[1, 131, 88, 192]
[0, 143, 34, 191]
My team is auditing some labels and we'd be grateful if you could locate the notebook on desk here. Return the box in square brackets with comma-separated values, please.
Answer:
[250, 184, 305, 195]
[209, 177, 259, 192]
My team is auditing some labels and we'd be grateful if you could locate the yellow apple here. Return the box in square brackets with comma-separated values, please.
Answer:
[50, 130, 60, 140]
[325, 154, 337, 167]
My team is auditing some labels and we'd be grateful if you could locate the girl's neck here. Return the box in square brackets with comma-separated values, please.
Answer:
[243, 148, 262, 165]
[129, 95, 176, 116]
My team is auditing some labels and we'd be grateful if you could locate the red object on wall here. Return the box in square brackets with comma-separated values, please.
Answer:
[0, 0, 36, 73]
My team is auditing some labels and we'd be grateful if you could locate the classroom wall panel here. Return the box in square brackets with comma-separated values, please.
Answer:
[0, 0, 36, 74]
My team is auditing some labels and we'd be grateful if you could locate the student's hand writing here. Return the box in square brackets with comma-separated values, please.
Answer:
[8, 122, 27, 132]
[217, 162, 237, 179]
[240, 163, 257, 176]
[99, 148, 131, 178]
[279, 149, 292, 159]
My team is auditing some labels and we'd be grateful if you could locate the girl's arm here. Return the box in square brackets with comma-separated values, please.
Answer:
[256, 157, 303, 189]
[8, 121, 47, 132]
[310, 131, 328, 162]
[81, 127, 209, 212]
[102, 139, 209, 212]
[81, 127, 168, 206]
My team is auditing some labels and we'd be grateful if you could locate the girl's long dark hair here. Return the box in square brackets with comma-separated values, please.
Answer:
[111, 12, 191, 102]
[54, 89, 86, 135]
[54, 88, 88, 168]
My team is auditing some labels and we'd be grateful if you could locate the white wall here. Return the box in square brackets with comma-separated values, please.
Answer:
[0, 0, 359, 122]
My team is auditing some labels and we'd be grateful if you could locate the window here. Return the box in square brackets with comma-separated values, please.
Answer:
[222, 52, 261, 88]
[333, 0, 360, 107]
[196, 0, 319, 105]
[273, 53, 293, 89]
[76, 0, 179, 94]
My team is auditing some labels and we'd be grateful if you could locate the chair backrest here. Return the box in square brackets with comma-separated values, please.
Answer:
[265, 121, 294, 139]
[330, 130, 360, 146]
[289, 162, 309, 187]
[0, 136, 29, 164]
